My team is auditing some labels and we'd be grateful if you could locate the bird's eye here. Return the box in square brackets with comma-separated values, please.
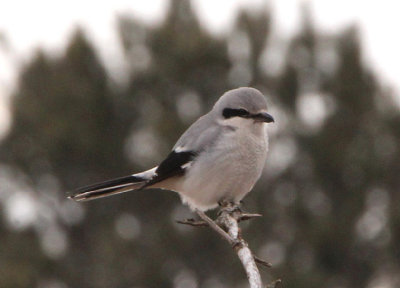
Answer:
[223, 108, 250, 119]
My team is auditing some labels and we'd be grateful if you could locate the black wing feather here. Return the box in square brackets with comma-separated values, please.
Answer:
[143, 150, 197, 187]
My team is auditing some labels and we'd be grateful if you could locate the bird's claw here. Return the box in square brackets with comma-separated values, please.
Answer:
[217, 199, 242, 215]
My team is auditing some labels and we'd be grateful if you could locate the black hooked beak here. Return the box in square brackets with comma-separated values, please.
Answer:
[252, 112, 275, 123]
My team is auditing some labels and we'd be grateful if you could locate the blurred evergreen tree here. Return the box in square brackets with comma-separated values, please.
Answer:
[0, 29, 131, 288]
[235, 9, 271, 84]
[1, 29, 127, 186]
[0, 1, 399, 288]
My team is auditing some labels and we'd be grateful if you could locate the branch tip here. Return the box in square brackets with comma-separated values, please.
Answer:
[176, 218, 208, 227]
[266, 279, 282, 288]
[254, 255, 272, 268]
[238, 213, 263, 221]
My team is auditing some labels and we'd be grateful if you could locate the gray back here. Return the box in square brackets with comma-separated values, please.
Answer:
[173, 87, 268, 152]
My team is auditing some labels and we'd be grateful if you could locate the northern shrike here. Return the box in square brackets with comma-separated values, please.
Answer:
[69, 87, 274, 211]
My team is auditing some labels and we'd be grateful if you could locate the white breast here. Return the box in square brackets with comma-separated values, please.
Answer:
[178, 119, 268, 211]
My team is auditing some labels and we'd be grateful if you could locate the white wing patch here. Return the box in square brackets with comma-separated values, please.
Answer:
[181, 161, 193, 170]
[174, 146, 187, 153]
[133, 167, 157, 180]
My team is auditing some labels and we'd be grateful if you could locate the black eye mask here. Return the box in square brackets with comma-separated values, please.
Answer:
[222, 108, 250, 119]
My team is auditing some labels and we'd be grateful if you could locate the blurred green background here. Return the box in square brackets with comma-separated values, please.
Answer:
[1, 0, 400, 287]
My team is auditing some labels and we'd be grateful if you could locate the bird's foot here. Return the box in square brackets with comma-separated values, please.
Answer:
[217, 199, 241, 214]
[217, 199, 262, 222]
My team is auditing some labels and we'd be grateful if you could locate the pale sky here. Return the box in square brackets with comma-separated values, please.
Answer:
[0, 0, 399, 137]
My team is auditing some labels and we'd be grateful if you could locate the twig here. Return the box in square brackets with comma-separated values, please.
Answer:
[266, 278, 282, 288]
[196, 209, 237, 245]
[177, 202, 276, 287]
[254, 255, 272, 268]
[238, 213, 263, 222]
[176, 218, 208, 227]
[195, 202, 265, 288]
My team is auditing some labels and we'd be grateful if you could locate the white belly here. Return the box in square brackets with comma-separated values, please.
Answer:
[178, 126, 268, 211]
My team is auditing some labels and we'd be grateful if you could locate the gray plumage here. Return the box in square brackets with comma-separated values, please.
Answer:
[69, 87, 274, 211]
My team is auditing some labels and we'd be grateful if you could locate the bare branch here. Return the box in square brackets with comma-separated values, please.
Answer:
[196, 209, 237, 246]
[194, 202, 267, 288]
[178, 202, 278, 287]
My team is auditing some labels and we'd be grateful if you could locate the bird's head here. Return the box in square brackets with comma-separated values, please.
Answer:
[213, 87, 274, 126]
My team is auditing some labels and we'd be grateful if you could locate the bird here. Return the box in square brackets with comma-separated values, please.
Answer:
[68, 87, 274, 211]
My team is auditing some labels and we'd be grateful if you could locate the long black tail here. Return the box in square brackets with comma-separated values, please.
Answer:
[68, 174, 147, 202]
